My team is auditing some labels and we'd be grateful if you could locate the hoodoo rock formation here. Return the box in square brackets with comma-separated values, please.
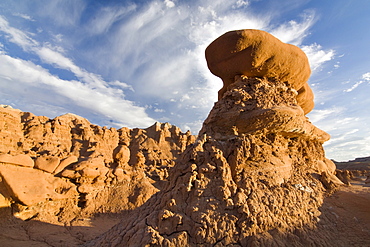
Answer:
[1, 29, 362, 246]
[205, 29, 314, 114]
[86, 30, 342, 246]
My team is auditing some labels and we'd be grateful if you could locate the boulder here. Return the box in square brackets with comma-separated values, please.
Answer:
[34, 156, 60, 173]
[113, 145, 130, 164]
[53, 155, 78, 174]
[0, 153, 34, 168]
[205, 29, 313, 114]
[0, 163, 77, 205]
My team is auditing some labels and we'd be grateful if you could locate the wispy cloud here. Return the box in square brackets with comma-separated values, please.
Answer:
[85, 4, 137, 35]
[0, 16, 38, 49]
[309, 104, 370, 161]
[0, 0, 337, 135]
[362, 72, 370, 81]
[270, 10, 316, 45]
[301, 43, 335, 71]
[343, 72, 370, 93]
[343, 81, 363, 93]
[0, 15, 155, 128]
[13, 13, 34, 21]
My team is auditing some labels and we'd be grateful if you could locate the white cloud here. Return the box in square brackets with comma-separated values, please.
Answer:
[164, 0, 175, 8]
[38, 0, 87, 27]
[0, 15, 155, 128]
[0, 16, 38, 50]
[13, 13, 34, 21]
[362, 72, 370, 81]
[234, 0, 249, 8]
[308, 104, 370, 162]
[301, 43, 335, 71]
[343, 81, 363, 93]
[343, 72, 370, 93]
[154, 108, 165, 113]
[86, 4, 137, 35]
[270, 10, 316, 45]
[0, 53, 155, 128]
[308, 107, 344, 127]
[0, 1, 339, 136]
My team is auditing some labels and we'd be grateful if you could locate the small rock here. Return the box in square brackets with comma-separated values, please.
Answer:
[34, 156, 60, 173]
[0, 153, 34, 168]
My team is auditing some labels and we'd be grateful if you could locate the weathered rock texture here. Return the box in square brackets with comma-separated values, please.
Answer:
[205, 29, 313, 114]
[87, 73, 341, 246]
[0, 105, 195, 223]
[0, 29, 347, 246]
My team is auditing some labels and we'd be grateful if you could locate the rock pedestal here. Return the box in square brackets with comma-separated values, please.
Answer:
[87, 76, 340, 246]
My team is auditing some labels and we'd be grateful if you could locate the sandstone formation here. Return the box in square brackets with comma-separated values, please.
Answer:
[0, 105, 195, 222]
[205, 29, 313, 114]
[334, 157, 370, 186]
[0, 29, 357, 246]
[87, 77, 340, 246]
[86, 31, 342, 246]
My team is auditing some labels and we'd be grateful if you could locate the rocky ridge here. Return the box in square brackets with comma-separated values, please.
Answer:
[0, 28, 358, 246]
[0, 105, 195, 223]
[87, 75, 342, 246]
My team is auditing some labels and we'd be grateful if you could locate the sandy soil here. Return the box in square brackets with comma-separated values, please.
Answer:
[0, 177, 369, 246]
[316, 176, 370, 246]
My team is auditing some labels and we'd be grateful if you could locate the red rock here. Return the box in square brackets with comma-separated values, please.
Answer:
[205, 29, 313, 114]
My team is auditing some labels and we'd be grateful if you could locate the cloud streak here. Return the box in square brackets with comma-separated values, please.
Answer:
[0, 1, 338, 135]
[0, 15, 155, 128]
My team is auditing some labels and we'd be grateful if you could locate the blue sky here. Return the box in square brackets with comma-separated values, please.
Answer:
[0, 0, 369, 161]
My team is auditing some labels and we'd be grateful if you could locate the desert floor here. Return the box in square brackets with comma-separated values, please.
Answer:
[0, 176, 369, 246]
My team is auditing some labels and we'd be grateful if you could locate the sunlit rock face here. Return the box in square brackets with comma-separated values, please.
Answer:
[87, 30, 342, 246]
[205, 29, 314, 114]
[0, 105, 195, 221]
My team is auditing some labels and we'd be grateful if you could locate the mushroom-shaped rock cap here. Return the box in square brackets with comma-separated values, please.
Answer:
[205, 29, 314, 114]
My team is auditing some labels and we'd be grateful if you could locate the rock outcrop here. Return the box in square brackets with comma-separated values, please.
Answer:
[0, 105, 195, 222]
[205, 29, 313, 114]
[0, 29, 346, 246]
[87, 30, 341, 246]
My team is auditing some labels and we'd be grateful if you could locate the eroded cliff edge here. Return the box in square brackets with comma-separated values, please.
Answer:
[0, 105, 195, 222]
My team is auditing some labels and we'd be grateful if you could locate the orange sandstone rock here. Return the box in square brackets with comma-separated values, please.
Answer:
[0, 29, 347, 246]
[0, 163, 77, 205]
[205, 29, 314, 114]
[0, 153, 34, 168]
[86, 30, 342, 247]
[34, 156, 61, 173]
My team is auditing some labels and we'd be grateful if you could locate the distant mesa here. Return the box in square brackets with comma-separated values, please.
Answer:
[205, 29, 313, 114]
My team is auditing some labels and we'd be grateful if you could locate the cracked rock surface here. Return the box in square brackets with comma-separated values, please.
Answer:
[86, 76, 342, 246]
[0, 105, 195, 245]
[2, 29, 367, 246]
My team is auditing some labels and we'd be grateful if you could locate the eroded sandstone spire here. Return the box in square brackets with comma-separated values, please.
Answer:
[0, 30, 346, 246]
[205, 29, 314, 114]
[87, 30, 342, 246]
